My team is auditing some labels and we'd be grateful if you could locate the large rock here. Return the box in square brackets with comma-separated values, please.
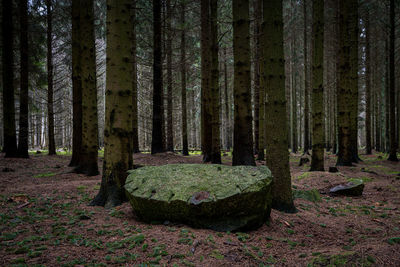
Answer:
[329, 179, 364, 196]
[124, 164, 273, 232]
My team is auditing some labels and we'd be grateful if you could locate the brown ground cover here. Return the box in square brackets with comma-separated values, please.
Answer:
[0, 151, 399, 266]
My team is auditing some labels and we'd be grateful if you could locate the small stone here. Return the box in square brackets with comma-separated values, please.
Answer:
[329, 167, 339, 173]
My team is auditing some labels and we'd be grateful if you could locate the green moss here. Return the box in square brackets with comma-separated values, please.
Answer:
[125, 164, 273, 231]
[293, 189, 321, 202]
[33, 172, 56, 178]
[296, 172, 312, 180]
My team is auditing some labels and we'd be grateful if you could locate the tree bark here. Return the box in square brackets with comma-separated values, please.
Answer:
[132, 0, 140, 153]
[336, 0, 356, 166]
[91, 0, 133, 208]
[253, 0, 261, 156]
[210, 0, 221, 164]
[75, 0, 99, 176]
[151, 0, 165, 154]
[223, 47, 232, 151]
[2, 0, 17, 157]
[365, 8, 372, 155]
[166, 0, 174, 152]
[201, 0, 212, 162]
[263, 0, 295, 212]
[388, 0, 398, 161]
[232, 0, 256, 166]
[17, 0, 29, 158]
[181, 1, 189, 156]
[303, 0, 310, 154]
[310, 0, 324, 171]
[69, 0, 83, 166]
[46, 0, 56, 155]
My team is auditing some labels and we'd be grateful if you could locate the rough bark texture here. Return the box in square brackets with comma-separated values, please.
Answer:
[253, 0, 261, 156]
[17, 0, 30, 158]
[132, 0, 140, 153]
[310, 0, 324, 171]
[166, 0, 174, 152]
[181, 1, 189, 156]
[336, 0, 356, 166]
[151, 0, 165, 154]
[47, 0, 56, 155]
[303, 0, 310, 154]
[388, 0, 398, 161]
[201, 0, 212, 162]
[263, 0, 295, 212]
[258, 14, 265, 161]
[90, 0, 133, 208]
[2, 0, 18, 158]
[69, 0, 83, 166]
[210, 0, 221, 164]
[365, 9, 372, 155]
[223, 47, 232, 151]
[232, 0, 256, 166]
[75, 0, 99, 176]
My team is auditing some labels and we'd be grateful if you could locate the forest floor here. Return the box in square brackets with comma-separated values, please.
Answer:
[0, 151, 399, 267]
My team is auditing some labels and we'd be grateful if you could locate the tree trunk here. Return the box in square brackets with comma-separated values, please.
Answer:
[224, 47, 232, 151]
[232, 0, 256, 166]
[166, 0, 174, 152]
[75, 0, 99, 176]
[47, 0, 56, 155]
[91, 0, 133, 208]
[303, 0, 310, 154]
[210, 0, 221, 164]
[258, 7, 265, 161]
[201, 0, 212, 162]
[2, 0, 18, 157]
[180, 1, 189, 156]
[17, 0, 29, 158]
[132, 0, 140, 153]
[253, 0, 261, 156]
[151, 0, 165, 154]
[310, 0, 324, 171]
[69, 0, 83, 166]
[365, 9, 372, 155]
[388, 0, 398, 161]
[263, 0, 295, 212]
[336, 0, 356, 166]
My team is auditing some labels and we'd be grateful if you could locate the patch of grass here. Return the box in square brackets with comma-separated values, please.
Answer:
[387, 237, 400, 245]
[293, 189, 321, 202]
[347, 177, 373, 183]
[296, 172, 312, 180]
[210, 249, 224, 260]
[309, 251, 355, 266]
[33, 172, 56, 178]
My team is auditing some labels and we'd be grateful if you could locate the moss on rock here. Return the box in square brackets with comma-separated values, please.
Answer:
[124, 164, 273, 231]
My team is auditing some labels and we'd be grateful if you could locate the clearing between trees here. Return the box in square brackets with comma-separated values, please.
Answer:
[0, 152, 399, 266]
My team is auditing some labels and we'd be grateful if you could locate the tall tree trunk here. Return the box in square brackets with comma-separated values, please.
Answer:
[303, 0, 310, 154]
[69, 0, 83, 166]
[17, 0, 29, 158]
[2, 0, 18, 157]
[91, 0, 133, 208]
[365, 8, 372, 155]
[166, 0, 174, 152]
[224, 47, 232, 151]
[388, 0, 398, 161]
[310, 0, 324, 171]
[263, 0, 295, 212]
[151, 0, 165, 154]
[258, 7, 265, 161]
[232, 0, 256, 166]
[336, 0, 356, 166]
[75, 0, 99, 176]
[132, 0, 140, 153]
[201, 0, 212, 162]
[253, 0, 261, 155]
[210, 0, 221, 164]
[46, 0, 56, 155]
[180, 1, 189, 156]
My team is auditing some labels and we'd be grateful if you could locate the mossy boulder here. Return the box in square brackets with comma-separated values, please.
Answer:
[124, 164, 273, 232]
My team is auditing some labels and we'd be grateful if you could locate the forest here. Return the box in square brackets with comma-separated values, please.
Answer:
[0, 0, 400, 266]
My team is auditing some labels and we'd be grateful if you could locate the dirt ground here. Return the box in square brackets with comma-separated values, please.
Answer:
[0, 151, 399, 266]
